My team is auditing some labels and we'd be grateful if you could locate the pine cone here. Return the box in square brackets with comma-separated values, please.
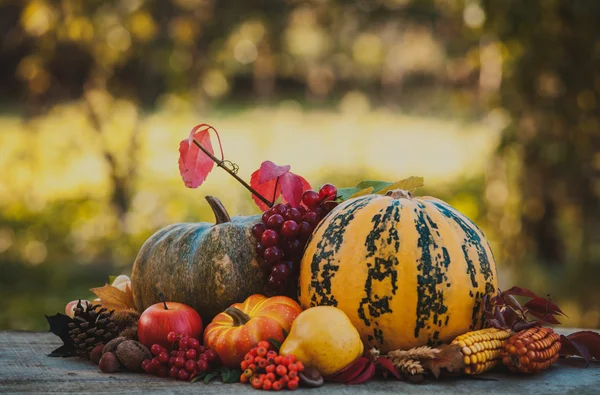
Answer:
[68, 301, 119, 358]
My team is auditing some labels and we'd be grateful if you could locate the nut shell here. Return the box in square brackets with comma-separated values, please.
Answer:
[99, 352, 120, 373]
[115, 340, 152, 372]
[103, 337, 127, 355]
[90, 344, 104, 364]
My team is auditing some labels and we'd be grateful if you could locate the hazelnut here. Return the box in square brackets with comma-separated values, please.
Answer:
[115, 340, 152, 372]
[90, 344, 104, 364]
[99, 352, 120, 373]
[103, 337, 126, 355]
[299, 367, 324, 387]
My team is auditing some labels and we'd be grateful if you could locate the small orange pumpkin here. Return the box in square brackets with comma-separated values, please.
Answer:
[203, 294, 302, 367]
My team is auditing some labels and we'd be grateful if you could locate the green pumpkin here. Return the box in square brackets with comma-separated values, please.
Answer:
[131, 196, 266, 322]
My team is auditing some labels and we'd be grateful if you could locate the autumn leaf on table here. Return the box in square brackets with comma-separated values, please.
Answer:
[560, 331, 600, 367]
[422, 344, 465, 379]
[90, 283, 136, 312]
[250, 161, 311, 211]
[179, 124, 221, 188]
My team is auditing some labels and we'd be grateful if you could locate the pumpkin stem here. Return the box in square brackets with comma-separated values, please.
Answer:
[205, 196, 231, 224]
[385, 189, 412, 199]
[225, 306, 252, 326]
[158, 292, 169, 310]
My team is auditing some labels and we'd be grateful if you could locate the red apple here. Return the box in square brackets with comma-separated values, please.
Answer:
[138, 300, 203, 348]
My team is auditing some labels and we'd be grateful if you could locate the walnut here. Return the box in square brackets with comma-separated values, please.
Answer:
[115, 340, 152, 372]
[99, 352, 120, 373]
[103, 337, 127, 355]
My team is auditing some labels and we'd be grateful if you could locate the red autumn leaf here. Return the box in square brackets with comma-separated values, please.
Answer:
[560, 331, 600, 367]
[178, 124, 221, 188]
[250, 161, 311, 211]
[376, 356, 402, 380]
[347, 360, 376, 385]
[524, 297, 566, 319]
[326, 357, 370, 383]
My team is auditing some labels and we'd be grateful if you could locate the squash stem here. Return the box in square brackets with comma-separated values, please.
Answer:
[158, 292, 168, 310]
[192, 138, 273, 208]
[224, 306, 251, 326]
[205, 196, 231, 224]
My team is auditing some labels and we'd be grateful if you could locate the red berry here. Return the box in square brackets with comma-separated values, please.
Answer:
[169, 366, 179, 378]
[141, 359, 151, 372]
[319, 183, 337, 200]
[240, 374, 249, 384]
[298, 221, 312, 238]
[168, 356, 176, 367]
[150, 344, 162, 356]
[266, 350, 277, 358]
[198, 353, 208, 362]
[288, 355, 297, 363]
[273, 381, 283, 391]
[288, 370, 298, 379]
[281, 356, 291, 366]
[262, 380, 273, 390]
[262, 209, 273, 225]
[313, 206, 325, 219]
[276, 365, 287, 376]
[241, 361, 249, 370]
[177, 368, 189, 381]
[274, 356, 283, 365]
[288, 379, 299, 390]
[248, 363, 257, 372]
[185, 359, 196, 372]
[296, 361, 305, 371]
[250, 347, 258, 356]
[174, 356, 185, 368]
[167, 332, 178, 343]
[158, 365, 169, 377]
[258, 359, 267, 369]
[252, 376, 263, 389]
[264, 246, 282, 263]
[257, 341, 271, 350]
[244, 354, 254, 363]
[261, 229, 279, 247]
[254, 355, 264, 364]
[267, 214, 284, 229]
[257, 346, 268, 356]
[170, 350, 178, 357]
[197, 359, 208, 372]
[285, 208, 302, 222]
[280, 220, 299, 238]
[252, 223, 267, 239]
[265, 364, 276, 373]
[204, 349, 217, 363]
[185, 348, 197, 360]
[303, 211, 320, 227]
[272, 203, 287, 215]
[197, 345, 205, 353]
[302, 190, 320, 209]
[267, 275, 285, 291]
[271, 263, 289, 281]
[188, 338, 199, 349]
[180, 332, 189, 339]
[266, 372, 276, 382]
[157, 351, 169, 364]
[178, 338, 188, 350]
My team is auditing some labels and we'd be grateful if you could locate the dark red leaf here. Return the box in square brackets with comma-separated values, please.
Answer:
[512, 320, 540, 331]
[326, 357, 369, 383]
[524, 297, 566, 319]
[249, 161, 311, 210]
[257, 161, 290, 184]
[376, 357, 402, 380]
[178, 124, 217, 188]
[560, 331, 600, 367]
[503, 286, 540, 299]
[347, 360, 376, 385]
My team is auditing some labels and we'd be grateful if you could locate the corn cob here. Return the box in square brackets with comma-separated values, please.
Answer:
[501, 327, 561, 374]
[451, 328, 513, 375]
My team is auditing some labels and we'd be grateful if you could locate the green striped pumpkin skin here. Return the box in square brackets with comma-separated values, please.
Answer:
[131, 214, 266, 323]
[298, 192, 497, 352]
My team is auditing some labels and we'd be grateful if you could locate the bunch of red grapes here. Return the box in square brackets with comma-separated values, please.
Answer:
[252, 183, 338, 292]
[142, 332, 219, 381]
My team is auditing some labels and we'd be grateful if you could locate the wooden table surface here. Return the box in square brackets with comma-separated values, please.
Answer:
[1, 329, 599, 394]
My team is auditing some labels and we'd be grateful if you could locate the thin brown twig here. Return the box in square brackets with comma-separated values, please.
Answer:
[192, 138, 273, 208]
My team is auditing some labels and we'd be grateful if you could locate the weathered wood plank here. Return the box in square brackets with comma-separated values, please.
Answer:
[0, 330, 599, 394]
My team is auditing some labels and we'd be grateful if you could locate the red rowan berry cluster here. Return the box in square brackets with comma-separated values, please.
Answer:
[142, 332, 218, 381]
[240, 341, 305, 391]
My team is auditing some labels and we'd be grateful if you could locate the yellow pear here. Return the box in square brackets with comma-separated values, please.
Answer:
[279, 306, 363, 376]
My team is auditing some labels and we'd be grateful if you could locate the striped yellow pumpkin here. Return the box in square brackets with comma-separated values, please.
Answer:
[298, 190, 497, 353]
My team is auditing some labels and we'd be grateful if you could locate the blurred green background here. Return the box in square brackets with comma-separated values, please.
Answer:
[1, 0, 599, 330]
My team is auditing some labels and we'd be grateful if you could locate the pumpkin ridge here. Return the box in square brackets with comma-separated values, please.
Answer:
[357, 199, 402, 347]
[308, 195, 377, 308]
[412, 201, 451, 343]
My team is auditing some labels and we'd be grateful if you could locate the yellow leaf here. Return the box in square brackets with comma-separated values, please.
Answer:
[377, 176, 424, 195]
[90, 283, 136, 312]
[348, 186, 374, 199]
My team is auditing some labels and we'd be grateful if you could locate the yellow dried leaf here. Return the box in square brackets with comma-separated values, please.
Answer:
[348, 186, 374, 199]
[377, 176, 424, 195]
[90, 283, 136, 312]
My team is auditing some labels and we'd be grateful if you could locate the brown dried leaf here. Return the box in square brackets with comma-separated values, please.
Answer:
[422, 344, 465, 379]
[90, 283, 136, 312]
